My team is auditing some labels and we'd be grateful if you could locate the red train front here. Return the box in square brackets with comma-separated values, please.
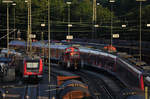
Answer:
[61, 46, 83, 70]
[23, 58, 43, 79]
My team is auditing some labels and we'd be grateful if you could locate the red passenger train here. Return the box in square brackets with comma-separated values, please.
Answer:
[16, 57, 43, 80]
[9, 40, 150, 91]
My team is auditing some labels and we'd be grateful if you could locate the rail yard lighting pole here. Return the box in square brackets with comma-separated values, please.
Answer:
[97, 3, 100, 6]
[48, 0, 51, 83]
[41, 23, 45, 63]
[92, 1, 100, 39]
[109, 0, 115, 46]
[29, 0, 32, 55]
[66, 2, 71, 39]
[2, 0, 13, 56]
[41, 23, 45, 41]
[94, 24, 99, 39]
[122, 24, 126, 40]
[122, 24, 126, 28]
[92, 0, 96, 39]
[147, 24, 150, 27]
[25, 0, 32, 54]
[94, 3, 100, 39]
[25, 0, 29, 52]
[136, 0, 146, 62]
[12, 3, 16, 40]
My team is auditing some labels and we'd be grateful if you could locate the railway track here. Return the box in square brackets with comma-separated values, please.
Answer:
[22, 84, 40, 99]
[4, 81, 56, 99]
[1, 64, 144, 99]
[1, 65, 58, 99]
[44, 65, 60, 99]
[51, 64, 125, 99]
[76, 70, 124, 99]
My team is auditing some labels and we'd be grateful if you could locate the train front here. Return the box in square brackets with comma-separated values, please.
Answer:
[64, 47, 81, 70]
[23, 58, 43, 79]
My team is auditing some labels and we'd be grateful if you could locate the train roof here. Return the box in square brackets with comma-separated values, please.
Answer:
[0, 57, 11, 62]
[65, 46, 79, 49]
[9, 40, 46, 47]
[9, 40, 26, 46]
[9, 40, 69, 49]
[24, 58, 41, 61]
[32, 41, 48, 47]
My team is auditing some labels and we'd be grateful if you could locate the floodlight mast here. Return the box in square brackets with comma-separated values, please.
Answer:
[109, 0, 115, 46]
[48, 0, 51, 84]
[136, 0, 147, 63]
[12, 3, 16, 40]
[66, 2, 72, 42]
[2, 0, 13, 56]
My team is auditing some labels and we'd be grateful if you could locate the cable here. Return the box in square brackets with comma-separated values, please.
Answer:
[0, 30, 16, 41]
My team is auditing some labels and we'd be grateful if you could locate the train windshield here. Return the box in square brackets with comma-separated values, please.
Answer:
[66, 48, 72, 52]
[26, 62, 39, 69]
[74, 48, 79, 52]
[66, 47, 79, 52]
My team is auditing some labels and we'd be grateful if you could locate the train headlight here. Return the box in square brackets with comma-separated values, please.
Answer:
[70, 53, 74, 56]
[2, 93, 6, 97]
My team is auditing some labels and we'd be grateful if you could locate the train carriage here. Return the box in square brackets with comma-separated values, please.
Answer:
[115, 58, 144, 90]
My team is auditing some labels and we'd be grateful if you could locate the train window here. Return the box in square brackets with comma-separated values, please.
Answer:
[66, 48, 72, 52]
[74, 48, 78, 52]
[27, 62, 39, 68]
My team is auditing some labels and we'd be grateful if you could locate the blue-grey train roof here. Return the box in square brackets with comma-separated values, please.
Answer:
[9, 40, 26, 46]
[0, 57, 11, 62]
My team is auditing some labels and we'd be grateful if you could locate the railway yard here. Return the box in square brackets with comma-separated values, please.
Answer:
[0, 65, 145, 99]
[1, 0, 150, 98]
[0, 40, 149, 99]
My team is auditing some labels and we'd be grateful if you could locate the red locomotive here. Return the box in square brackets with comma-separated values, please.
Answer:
[60, 46, 83, 70]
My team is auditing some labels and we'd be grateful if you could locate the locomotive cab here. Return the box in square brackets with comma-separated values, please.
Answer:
[65, 47, 80, 59]
[61, 46, 83, 70]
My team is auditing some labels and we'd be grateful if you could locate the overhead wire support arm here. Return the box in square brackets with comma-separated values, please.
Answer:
[0, 30, 16, 41]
